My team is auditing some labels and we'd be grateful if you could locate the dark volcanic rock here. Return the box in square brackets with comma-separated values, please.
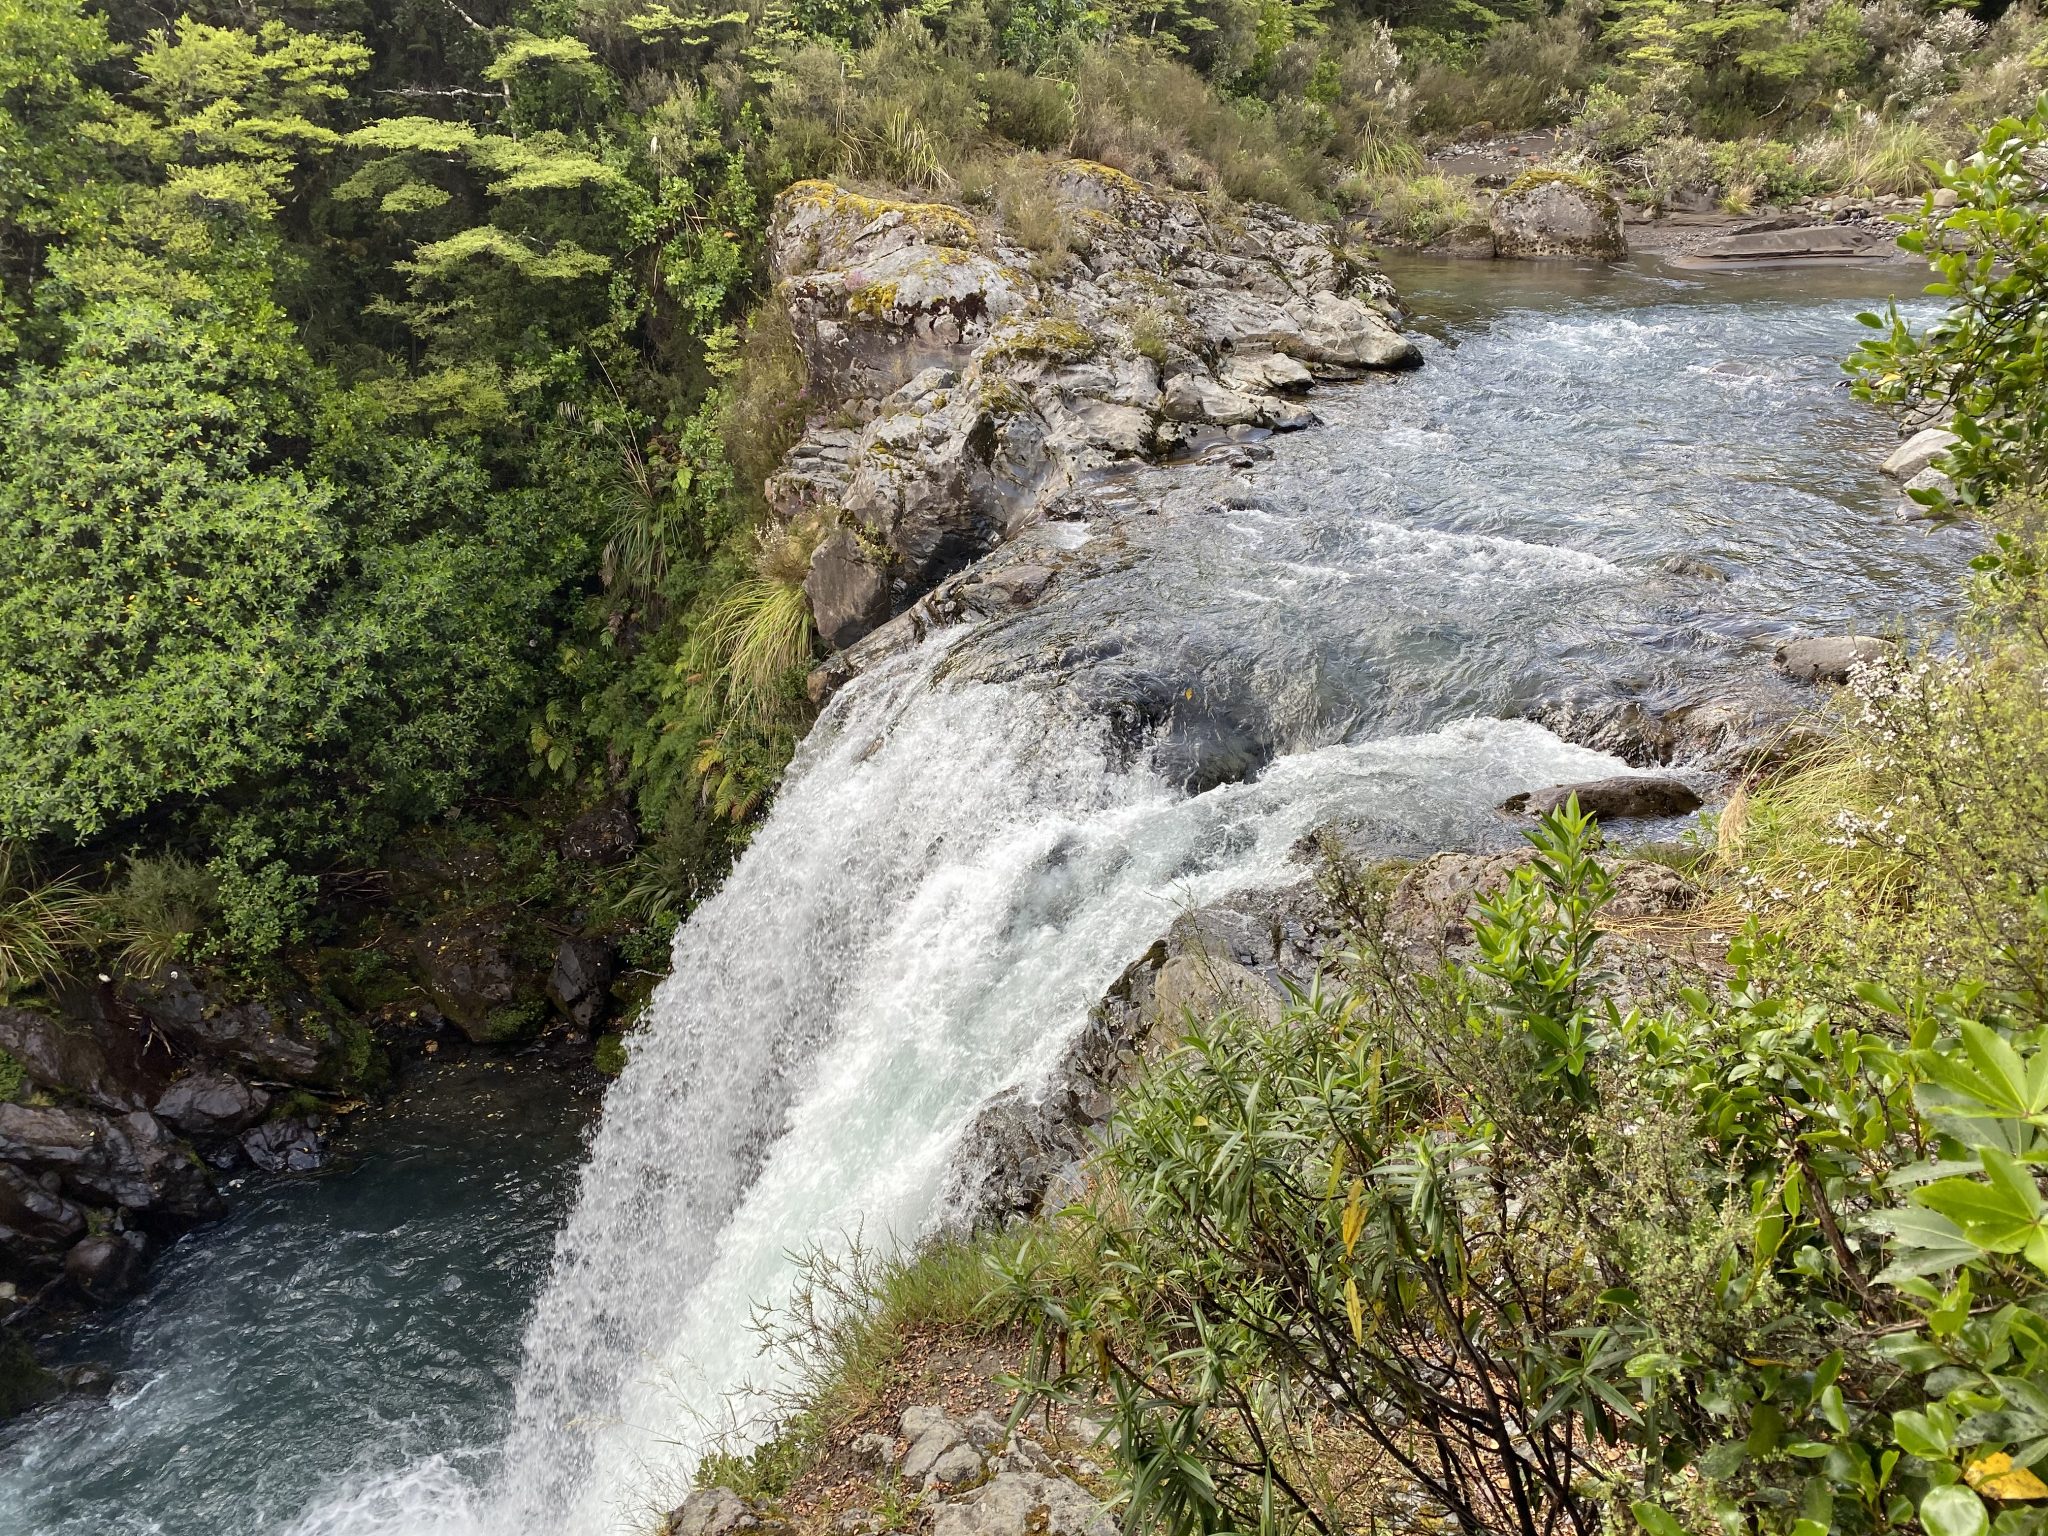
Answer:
[1502, 774, 1702, 820]
[241, 1116, 327, 1174]
[125, 971, 327, 1081]
[0, 1104, 219, 1223]
[412, 910, 542, 1044]
[0, 1005, 165, 1112]
[63, 1232, 149, 1306]
[153, 1070, 272, 1138]
[0, 1162, 88, 1274]
[560, 800, 638, 867]
[549, 937, 616, 1032]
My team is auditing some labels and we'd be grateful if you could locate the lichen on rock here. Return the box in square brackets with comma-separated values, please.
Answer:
[761, 162, 1423, 666]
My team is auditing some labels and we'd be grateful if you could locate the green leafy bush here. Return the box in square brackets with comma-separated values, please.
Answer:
[1851, 98, 2048, 513]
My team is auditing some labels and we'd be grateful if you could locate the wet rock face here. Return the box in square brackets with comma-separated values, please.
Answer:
[124, 971, 328, 1082]
[0, 1162, 88, 1279]
[767, 165, 1420, 651]
[548, 937, 616, 1034]
[0, 1005, 165, 1113]
[937, 883, 1336, 1232]
[411, 910, 544, 1045]
[154, 1069, 272, 1138]
[1490, 177, 1627, 260]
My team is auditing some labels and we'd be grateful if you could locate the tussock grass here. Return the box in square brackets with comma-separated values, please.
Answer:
[694, 1231, 1029, 1501]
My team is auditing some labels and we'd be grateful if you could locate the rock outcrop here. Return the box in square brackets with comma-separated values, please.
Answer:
[1501, 773, 1703, 821]
[1489, 174, 1627, 260]
[766, 165, 1420, 654]
[1774, 634, 1894, 685]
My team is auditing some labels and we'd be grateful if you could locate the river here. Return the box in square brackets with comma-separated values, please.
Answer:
[0, 256, 1973, 1536]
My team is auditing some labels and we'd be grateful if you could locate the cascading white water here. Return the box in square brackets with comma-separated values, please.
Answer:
[482, 640, 1625, 1534]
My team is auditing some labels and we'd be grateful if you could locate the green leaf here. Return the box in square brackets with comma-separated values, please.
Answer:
[1922, 1484, 1990, 1536]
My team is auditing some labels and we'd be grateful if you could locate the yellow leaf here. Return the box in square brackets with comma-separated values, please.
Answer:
[1966, 1453, 2048, 1501]
[1345, 1277, 1364, 1345]
[1326, 1143, 1346, 1199]
[1342, 1178, 1366, 1256]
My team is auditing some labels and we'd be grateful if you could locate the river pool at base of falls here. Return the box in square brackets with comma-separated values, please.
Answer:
[1, 257, 1978, 1536]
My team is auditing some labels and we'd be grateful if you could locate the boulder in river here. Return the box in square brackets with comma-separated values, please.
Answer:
[1501, 774, 1703, 820]
[1680, 224, 1894, 265]
[1774, 634, 1894, 685]
[548, 936, 616, 1033]
[63, 1231, 150, 1306]
[1883, 426, 1960, 482]
[411, 909, 545, 1045]
[1489, 174, 1627, 260]
[153, 1069, 271, 1138]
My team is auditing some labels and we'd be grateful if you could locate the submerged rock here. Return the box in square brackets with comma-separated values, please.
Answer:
[1490, 176, 1627, 260]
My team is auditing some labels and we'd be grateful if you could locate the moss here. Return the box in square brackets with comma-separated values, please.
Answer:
[782, 181, 978, 249]
[473, 998, 549, 1045]
[1061, 158, 1146, 198]
[593, 1032, 628, 1075]
[0, 1047, 24, 1103]
[982, 316, 1096, 367]
[845, 280, 899, 321]
[1503, 167, 1607, 198]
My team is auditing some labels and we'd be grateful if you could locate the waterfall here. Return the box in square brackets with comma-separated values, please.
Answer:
[470, 630, 1624, 1534]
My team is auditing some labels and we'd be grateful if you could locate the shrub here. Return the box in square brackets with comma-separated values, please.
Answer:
[1344, 170, 1480, 246]
[1802, 112, 1953, 196]
[978, 67, 1073, 150]
[1070, 44, 1325, 217]
[1410, 15, 1595, 140]
[0, 843, 95, 998]
[1850, 99, 2048, 512]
